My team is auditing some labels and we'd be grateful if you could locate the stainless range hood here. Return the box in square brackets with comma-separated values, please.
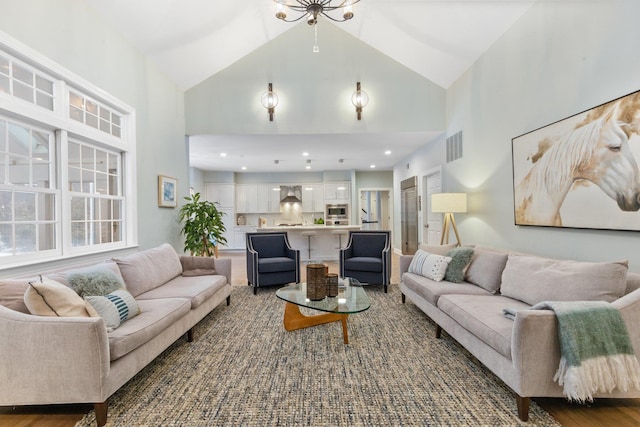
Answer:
[280, 185, 302, 204]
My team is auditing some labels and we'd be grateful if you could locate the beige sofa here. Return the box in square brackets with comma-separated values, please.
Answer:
[399, 244, 640, 421]
[0, 244, 232, 426]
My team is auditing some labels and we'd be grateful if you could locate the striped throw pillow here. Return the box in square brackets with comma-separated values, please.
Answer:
[407, 249, 452, 282]
[85, 289, 140, 332]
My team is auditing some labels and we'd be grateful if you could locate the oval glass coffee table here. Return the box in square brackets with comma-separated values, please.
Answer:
[275, 277, 370, 344]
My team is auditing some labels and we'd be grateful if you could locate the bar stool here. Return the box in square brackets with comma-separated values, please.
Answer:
[332, 229, 349, 249]
[300, 230, 317, 262]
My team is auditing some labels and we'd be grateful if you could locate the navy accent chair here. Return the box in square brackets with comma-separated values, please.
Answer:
[340, 230, 391, 293]
[246, 232, 300, 295]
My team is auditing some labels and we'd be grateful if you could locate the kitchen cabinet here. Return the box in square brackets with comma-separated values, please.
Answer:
[302, 184, 325, 213]
[233, 226, 257, 250]
[324, 181, 350, 203]
[258, 184, 281, 213]
[204, 183, 234, 208]
[218, 207, 235, 249]
[236, 184, 258, 213]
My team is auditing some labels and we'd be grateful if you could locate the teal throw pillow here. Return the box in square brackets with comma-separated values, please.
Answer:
[444, 247, 475, 283]
[85, 289, 140, 332]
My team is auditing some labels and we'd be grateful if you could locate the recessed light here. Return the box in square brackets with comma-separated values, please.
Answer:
[302, 152, 309, 156]
[384, 150, 391, 155]
[220, 152, 227, 157]
[241, 166, 247, 170]
[370, 164, 376, 168]
[306, 165, 311, 169]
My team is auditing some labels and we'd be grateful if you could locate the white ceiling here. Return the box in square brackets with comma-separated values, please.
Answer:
[86, 0, 536, 172]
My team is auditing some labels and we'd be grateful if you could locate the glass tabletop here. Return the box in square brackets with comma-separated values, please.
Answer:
[276, 277, 371, 315]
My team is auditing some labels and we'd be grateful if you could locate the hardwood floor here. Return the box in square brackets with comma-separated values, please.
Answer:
[2, 251, 639, 426]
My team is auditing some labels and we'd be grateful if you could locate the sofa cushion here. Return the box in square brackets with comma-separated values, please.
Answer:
[351, 233, 388, 258]
[45, 261, 124, 288]
[24, 277, 93, 317]
[444, 247, 475, 283]
[258, 257, 296, 274]
[107, 297, 191, 361]
[344, 257, 383, 273]
[438, 294, 531, 359]
[464, 246, 508, 293]
[250, 234, 288, 257]
[407, 249, 451, 282]
[85, 289, 141, 332]
[500, 254, 628, 305]
[418, 243, 457, 255]
[402, 272, 492, 306]
[180, 255, 216, 277]
[136, 275, 227, 309]
[0, 279, 32, 313]
[113, 244, 183, 297]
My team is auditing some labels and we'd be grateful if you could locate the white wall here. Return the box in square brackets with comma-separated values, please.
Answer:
[414, 0, 640, 269]
[0, 0, 187, 254]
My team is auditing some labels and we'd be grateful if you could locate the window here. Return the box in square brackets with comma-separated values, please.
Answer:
[0, 36, 135, 267]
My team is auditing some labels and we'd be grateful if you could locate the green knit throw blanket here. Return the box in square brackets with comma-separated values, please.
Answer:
[532, 300, 640, 402]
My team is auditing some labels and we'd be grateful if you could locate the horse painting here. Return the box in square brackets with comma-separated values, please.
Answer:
[514, 98, 640, 228]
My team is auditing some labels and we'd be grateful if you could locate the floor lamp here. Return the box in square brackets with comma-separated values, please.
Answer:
[431, 193, 467, 246]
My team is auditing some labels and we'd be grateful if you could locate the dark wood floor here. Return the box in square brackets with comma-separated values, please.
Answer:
[2, 252, 639, 426]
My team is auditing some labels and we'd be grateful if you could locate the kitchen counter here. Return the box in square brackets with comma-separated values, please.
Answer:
[258, 225, 361, 261]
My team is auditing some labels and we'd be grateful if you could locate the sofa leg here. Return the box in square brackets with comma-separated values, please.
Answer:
[226, 295, 231, 306]
[94, 401, 108, 426]
[401, 293, 406, 304]
[435, 325, 442, 339]
[187, 328, 194, 342]
[253, 286, 257, 295]
[516, 395, 530, 421]
[384, 284, 388, 293]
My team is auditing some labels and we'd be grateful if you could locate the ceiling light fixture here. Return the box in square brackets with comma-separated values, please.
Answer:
[274, 1, 360, 52]
[260, 83, 278, 121]
[351, 81, 369, 120]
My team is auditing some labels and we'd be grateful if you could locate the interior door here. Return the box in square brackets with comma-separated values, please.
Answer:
[424, 169, 443, 245]
[401, 177, 418, 254]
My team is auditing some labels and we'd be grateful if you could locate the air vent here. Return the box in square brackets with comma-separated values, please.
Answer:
[446, 130, 463, 163]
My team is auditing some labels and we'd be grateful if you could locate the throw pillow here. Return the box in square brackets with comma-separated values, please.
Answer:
[418, 243, 457, 256]
[444, 247, 475, 283]
[24, 277, 92, 317]
[407, 249, 452, 282]
[67, 266, 126, 297]
[180, 255, 216, 277]
[85, 289, 140, 332]
[500, 254, 628, 305]
[0, 279, 32, 313]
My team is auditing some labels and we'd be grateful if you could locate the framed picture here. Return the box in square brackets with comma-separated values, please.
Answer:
[158, 175, 177, 208]
[512, 89, 640, 231]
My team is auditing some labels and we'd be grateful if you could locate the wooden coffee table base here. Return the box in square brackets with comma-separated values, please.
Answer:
[283, 302, 350, 344]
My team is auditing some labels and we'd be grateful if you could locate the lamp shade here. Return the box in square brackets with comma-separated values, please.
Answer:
[431, 193, 467, 213]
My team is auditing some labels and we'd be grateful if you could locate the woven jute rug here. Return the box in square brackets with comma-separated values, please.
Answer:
[75, 285, 559, 426]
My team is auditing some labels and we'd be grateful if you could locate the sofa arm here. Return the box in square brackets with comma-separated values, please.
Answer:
[400, 254, 414, 276]
[613, 288, 640, 357]
[212, 257, 232, 286]
[0, 305, 110, 405]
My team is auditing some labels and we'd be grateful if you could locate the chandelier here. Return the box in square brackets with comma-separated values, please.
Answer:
[274, 1, 361, 26]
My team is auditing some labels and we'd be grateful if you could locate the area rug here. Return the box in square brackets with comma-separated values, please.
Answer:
[75, 285, 559, 426]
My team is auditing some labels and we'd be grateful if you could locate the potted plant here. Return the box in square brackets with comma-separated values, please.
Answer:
[179, 192, 227, 257]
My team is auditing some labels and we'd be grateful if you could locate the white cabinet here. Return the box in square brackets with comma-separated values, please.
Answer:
[219, 208, 235, 249]
[233, 226, 256, 250]
[302, 184, 325, 212]
[324, 181, 350, 203]
[204, 183, 234, 208]
[257, 184, 281, 213]
[236, 185, 258, 213]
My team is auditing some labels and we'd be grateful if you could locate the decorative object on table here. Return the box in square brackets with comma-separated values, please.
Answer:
[237, 215, 246, 226]
[325, 273, 338, 297]
[431, 193, 467, 246]
[179, 192, 227, 258]
[306, 263, 327, 300]
[158, 175, 177, 208]
[512, 89, 640, 230]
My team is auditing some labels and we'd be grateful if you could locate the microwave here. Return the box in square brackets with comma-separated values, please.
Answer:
[326, 204, 348, 218]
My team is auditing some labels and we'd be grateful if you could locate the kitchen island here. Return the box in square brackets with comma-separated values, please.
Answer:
[258, 225, 361, 262]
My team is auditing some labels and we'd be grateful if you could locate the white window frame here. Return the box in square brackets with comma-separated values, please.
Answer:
[0, 31, 137, 268]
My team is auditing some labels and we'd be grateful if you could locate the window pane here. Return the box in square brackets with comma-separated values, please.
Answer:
[112, 220, 122, 242]
[68, 166, 81, 192]
[82, 169, 94, 193]
[13, 81, 33, 103]
[91, 221, 100, 245]
[111, 125, 121, 138]
[95, 172, 108, 195]
[113, 199, 122, 220]
[0, 119, 5, 148]
[37, 193, 55, 221]
[36, 92, 54, 110]
[15, 223, 36, 253]
[69, 92, 83, 109]
[38, 223, 55, 251]
[12, 63, 33, 85]
[71, 197, 85, 221]
[0, 223, 12, 255]
[70, 106, 83, 122]
[35, 75, 53, 95]
[33, 161, 50, 188]
[100, 119, 110, 133]
[32, 130, 50, 159]
[81, 146, 94, 170]
[68, 141, 80, 163]
[8, 123, 29, 156]
[100, 198, 111, 220]
[96, 150, 107, 173]
[0, 56, 8, 76]
[86, 100, 98, 115]
[86, 113, 98, 129]
[8, 157, 29, 185]
[100, 221, 112, 243]
[99, 106, 110, 120]
[0, 191, 11, 221]
[14, 192, 35, 221]
[0, 75, 8, 94]
[71, 222, 86, 247]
